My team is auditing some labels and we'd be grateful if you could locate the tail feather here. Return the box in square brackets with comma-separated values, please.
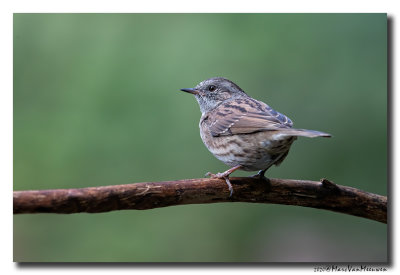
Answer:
[276, 128, 331, 138]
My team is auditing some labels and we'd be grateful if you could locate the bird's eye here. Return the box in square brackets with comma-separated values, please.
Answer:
[208, 85, 216, 92]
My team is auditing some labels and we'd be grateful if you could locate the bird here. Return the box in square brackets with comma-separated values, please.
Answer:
[180, 77, 331, 196]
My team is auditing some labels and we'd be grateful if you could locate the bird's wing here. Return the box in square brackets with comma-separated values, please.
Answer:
[206, 97, 293, 137]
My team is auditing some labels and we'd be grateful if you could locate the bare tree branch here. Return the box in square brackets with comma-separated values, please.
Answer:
[13, 177, 387, 223]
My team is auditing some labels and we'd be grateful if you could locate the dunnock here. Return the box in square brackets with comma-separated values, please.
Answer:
[181, 77, 331, 196]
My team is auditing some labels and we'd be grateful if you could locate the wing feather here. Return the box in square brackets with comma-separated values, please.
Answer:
[207, 98, 293, 137]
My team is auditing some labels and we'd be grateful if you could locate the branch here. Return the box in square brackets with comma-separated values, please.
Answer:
[13, 177, 387, 223]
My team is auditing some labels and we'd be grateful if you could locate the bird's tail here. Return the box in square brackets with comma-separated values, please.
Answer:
[276, 128, 331, 138]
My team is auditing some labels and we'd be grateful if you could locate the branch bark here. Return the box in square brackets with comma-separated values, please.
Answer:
[13, 177, 387, 223]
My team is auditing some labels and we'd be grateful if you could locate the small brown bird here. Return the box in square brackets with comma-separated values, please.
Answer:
[181, 77, 331, 196]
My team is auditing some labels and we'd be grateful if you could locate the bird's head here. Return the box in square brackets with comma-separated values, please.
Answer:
[180, 77, 247, 114]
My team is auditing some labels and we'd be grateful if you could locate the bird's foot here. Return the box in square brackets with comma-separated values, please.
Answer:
[205, 172, 234, 197]
[205, 165, 242, 197]
[251, 169, 268, 181]
[205, 171, 229, 179]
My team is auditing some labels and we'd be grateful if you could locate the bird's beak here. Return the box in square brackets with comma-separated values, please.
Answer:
[180, 88, 199, 95]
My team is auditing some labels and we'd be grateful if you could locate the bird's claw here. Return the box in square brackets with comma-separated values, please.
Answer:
[251, 173, 267, 180]
[205, 172, 234, 197]
[205, 172, 226, 179]
[205, 171, 214, 178]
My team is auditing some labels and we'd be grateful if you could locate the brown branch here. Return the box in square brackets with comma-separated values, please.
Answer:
[13, 177, 387, 223]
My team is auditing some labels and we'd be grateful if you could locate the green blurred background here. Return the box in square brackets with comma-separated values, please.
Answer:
[13, 14, 387, 262]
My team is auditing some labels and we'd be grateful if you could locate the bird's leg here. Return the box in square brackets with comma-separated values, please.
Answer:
[205, 165, 242, 197]
[206, 165, 242, 179]
[252, 152, 287, 180]
[252, 168, 268, 180]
